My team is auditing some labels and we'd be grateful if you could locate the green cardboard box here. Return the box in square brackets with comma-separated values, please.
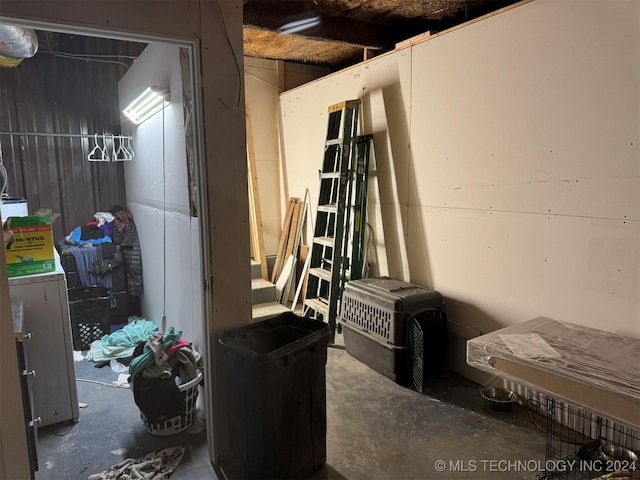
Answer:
[5, 214, 55, 277]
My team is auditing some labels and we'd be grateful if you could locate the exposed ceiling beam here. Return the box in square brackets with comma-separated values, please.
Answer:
[243, 0, 399, 50]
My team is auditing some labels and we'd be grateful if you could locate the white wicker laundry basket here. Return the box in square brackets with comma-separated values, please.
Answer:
[140, 370, 203, 436]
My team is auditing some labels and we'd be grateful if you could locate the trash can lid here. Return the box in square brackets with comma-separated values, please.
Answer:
[219, 312, 331, 363]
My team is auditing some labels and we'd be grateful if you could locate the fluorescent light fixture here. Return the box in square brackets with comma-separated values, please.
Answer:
[278, 16, 320, 34]
[123, 86, 170, 125]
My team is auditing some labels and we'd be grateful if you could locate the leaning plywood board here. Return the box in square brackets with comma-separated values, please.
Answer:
[291, 245, 311, 311]
[275, 255, 294, 300]
[271, 198, 297, 283]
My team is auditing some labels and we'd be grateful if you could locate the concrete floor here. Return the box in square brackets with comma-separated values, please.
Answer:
[35, 335, 547, 480]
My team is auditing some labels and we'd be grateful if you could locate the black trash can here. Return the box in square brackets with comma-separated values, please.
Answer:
[220, 312, 331, 479]
[68, 286, 111, 350]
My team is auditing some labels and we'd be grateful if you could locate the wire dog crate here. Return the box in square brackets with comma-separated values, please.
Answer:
[529, 393, 639, 479]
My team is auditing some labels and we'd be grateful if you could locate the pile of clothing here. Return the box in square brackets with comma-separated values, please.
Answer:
[129, 327, 201, 421]
[87, 318, 159, 363]
[59, 205, 143, 296]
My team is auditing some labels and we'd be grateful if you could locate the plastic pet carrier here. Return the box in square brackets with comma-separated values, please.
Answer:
[339, 277, 447, 387]
[339, 277, 444, 346]
[341, 322, 411, 384]
[68, 286, 111, 350]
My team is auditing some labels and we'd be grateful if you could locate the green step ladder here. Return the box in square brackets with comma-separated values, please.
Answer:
[344, 134, 372, 285]
[303, 100, 372, 341]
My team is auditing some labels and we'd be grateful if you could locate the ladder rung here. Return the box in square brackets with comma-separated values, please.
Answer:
[321, 172, 340, 179]
[325, 138, 341, 146]
[317, 204, 337, 214]
[304, 298, 329, 316]
[313, 236, 334, 247]
[328, 100, 359, 113]
[309, 267, 332, 282]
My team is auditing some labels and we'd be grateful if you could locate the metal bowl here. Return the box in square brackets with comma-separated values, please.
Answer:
[480, 386, 517, 412]
[599, 444, 638, 464]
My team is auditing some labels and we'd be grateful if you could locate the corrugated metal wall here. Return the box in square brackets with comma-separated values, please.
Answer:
[0, 32, 144, 241]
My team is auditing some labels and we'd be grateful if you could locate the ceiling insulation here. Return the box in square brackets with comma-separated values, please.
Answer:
[244, 26, 368, 66]
[295, 0, 485, 23]
[243, 0, 520, 69]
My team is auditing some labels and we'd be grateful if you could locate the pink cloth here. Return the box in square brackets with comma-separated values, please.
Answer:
[166, 338, 190, 357]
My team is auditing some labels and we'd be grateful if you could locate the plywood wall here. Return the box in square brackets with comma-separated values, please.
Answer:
[279, 0, 640, 379]
[245, 57, 330, 258]
[245, 57, 281, 257]
[118, 42, 203, 349]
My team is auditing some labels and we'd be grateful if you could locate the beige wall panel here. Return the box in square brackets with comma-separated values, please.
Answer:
[366, 202, 410, 281]
[408, 205, 639, 336]
[245, 60, 280, 257]
[409, 0, 639, 221]
[283, 62, 331, 91]
[363, 82, 410, 205]
[255, 161, 281, 255]
[247, 101, 280, 162]
[245, 58, 278, 105]
[244, 57, 334, 257]
[280, 51, 412, 246]
[279, 0, 639, 382]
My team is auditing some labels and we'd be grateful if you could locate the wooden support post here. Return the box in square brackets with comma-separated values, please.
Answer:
[246, 105, 268, 280]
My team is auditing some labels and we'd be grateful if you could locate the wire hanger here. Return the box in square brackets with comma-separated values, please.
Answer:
[114, 135, 133, 161]
[88, 133, 109, 161]
[126, 135, 135, 160]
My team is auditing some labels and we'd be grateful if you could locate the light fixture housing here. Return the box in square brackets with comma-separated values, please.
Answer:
[123, 86, 170, 125]
[278, 16, 321, 34]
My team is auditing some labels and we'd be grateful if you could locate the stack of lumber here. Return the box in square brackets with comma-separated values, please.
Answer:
[272, 195, 309, 306]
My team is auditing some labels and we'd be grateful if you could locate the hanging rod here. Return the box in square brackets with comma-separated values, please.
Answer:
[0, 131, 135, 162]
[0, 131, 131, 140]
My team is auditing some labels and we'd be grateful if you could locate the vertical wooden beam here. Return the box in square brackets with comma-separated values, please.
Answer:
[246, 105, 268, 280]
[199, 0, 249, 462]
[276, 59, 285, 94]
[0, 237, 30, 480]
